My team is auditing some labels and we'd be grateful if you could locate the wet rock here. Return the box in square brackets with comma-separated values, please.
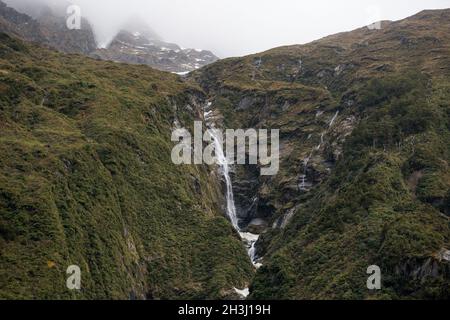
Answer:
[246, 218, 268, 234]
[237, 96, 265, 111]
[233, 165, 260, 222]
[438, 249, 450, 262]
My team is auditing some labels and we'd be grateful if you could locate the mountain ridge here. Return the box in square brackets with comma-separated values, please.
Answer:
[0, 0, 219, 73]
[190, 8, 450, 299]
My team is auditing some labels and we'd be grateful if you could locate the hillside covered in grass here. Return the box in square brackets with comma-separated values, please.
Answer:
[192, 9, 450, 299]
[0, 33, 253, 299]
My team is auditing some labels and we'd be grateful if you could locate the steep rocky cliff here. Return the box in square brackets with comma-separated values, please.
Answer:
[0, 1, 97, 54]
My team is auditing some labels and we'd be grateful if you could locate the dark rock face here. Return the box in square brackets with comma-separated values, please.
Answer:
[392, 254, 450, 298]
[233, 165, 260, 225]
[198, 84, 352, 235]
[0, 1, 96, 54]
[0, 1, 47, 44]
[246, 218, 268, 234]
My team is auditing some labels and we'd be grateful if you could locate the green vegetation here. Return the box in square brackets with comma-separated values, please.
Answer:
[1, 8, 450, 301]
[0, 33, 253, 300]
[192, 9, 450, 300]
[250, 72, 450, 300]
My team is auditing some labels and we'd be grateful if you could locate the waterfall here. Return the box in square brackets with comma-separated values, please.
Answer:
[207, 128, 261, 264]
[204, 103, 261, 265]
[204, 102, 261, 299]
[329, 111, 340, 128]
[209, 128, 240, 230]
[204, 102, 239, 230]
[299, 110, 339, 192]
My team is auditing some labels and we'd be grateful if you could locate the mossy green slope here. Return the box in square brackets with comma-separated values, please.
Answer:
[250, 73, 450, 299]
[192, 9, 450, 299]
[0, 33, 253, 300]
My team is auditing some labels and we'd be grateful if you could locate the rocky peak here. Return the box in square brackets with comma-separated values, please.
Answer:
[92, 28, 219, 73]
[121, 16, 162, 42]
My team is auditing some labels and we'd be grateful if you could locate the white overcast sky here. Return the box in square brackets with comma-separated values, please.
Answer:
[5, 0, 450, 57]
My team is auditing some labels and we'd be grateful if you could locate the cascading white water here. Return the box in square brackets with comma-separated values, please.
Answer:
[209, 129, 240, 230]
[214, 139, 261, 264]
[204, 103, 261, 298]
[204, 104, 261, 267]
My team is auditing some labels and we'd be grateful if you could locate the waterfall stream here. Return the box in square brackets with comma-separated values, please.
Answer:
[204, 103, 261, 298]
[204, 103, 340, 297]
[209, 130, 240, 230]
[329, 111, 340, 128]
[299, 110, 340, 191]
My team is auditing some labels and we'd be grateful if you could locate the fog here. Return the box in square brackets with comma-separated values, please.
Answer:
[4, 0, 450, 57]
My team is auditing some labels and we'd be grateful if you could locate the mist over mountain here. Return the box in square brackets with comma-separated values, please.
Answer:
[4, 0, 450, 57]
[0, 0, 219, 72]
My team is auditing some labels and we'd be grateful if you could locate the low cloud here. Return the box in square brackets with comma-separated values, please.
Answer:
[4, 0, 450, 57]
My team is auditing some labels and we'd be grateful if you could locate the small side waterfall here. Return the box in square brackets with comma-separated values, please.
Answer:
[299, 110, 340, 192]
[299, 151, 313, 191]
[329, 111, 340, 128]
